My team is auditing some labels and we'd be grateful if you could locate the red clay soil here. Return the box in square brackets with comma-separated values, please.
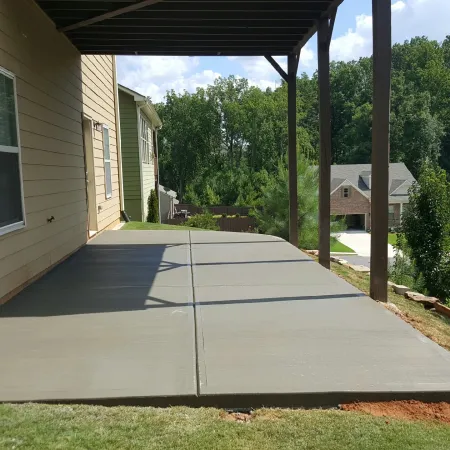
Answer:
[341, 401, 450, 424]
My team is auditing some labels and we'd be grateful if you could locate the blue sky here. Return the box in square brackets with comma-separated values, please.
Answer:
[117, 0, 450, 102]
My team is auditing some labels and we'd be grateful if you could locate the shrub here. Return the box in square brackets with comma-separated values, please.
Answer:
[146, 190, 159, 223]
[402, 163, 450, 301]
[221, 212, 227, 218]
[388, 233, 427, 293]
[185, 212, 219, 231]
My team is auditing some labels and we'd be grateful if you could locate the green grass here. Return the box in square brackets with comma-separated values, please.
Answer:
[330, 240, 356, 253]
[331, 262, 450, 351]
[388, 233, 397, 246]
[121, 221, 204, 231]
[1, 404, 450, 450]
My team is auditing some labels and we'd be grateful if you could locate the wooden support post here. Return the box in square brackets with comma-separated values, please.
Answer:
[370, 0, 392, 302]
[317, 15, 334, 269]
[287, 53, 298, 247]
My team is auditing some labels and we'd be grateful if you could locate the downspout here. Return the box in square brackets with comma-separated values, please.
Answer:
[112, 56, 125, 213]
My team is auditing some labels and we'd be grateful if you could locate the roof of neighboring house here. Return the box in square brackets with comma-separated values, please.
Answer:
[159, 185, 178, 199]
[330, 163, 416, 203]
[118, 84, 162, 128]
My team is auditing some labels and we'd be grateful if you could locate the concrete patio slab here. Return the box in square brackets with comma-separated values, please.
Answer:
[0, 231, 196, 402]
[1, 229, 450, 406]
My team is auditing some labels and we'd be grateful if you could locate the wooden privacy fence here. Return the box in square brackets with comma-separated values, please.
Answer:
[176, 204, 252, 217]
[167, 217, 257, 233]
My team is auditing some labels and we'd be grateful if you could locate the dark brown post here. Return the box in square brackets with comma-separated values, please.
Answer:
[317, 15, 334, 269]
[287, 53, 298, 247]
[370, 0, 392, 302]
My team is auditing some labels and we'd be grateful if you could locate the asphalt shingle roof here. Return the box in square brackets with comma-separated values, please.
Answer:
[330, 163, 415, 203]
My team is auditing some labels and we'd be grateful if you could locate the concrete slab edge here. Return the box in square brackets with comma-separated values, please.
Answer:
[4, 391, 450, 409]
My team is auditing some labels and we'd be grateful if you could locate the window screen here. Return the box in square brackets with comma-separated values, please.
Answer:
[0, 68, 24, 234]
[103, 126, 112, 199]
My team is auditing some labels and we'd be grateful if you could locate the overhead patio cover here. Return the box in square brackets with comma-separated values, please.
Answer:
[35, 0, 393, 302]
[36, 0, 343, 56]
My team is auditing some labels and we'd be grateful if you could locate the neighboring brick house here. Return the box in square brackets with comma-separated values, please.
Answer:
[330, 163, 416, 230]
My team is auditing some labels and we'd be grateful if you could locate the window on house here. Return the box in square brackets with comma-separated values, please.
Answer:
[343, 187, 350, 198]
[140, 115, 152, 164]
[389, 204, 395, 222]
[103, 125, 112, 199]
[0, 67, 25, 235]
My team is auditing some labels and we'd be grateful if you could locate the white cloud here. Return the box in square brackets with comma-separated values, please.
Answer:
[117, 56, 220, 102]
[330, 0, 450, 63]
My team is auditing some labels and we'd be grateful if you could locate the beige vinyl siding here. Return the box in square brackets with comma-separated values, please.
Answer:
[81, 55, 120, 231]
[0, 0, 120, 302]
[141, 112, 156, 222]
[119, 89, 142, 221]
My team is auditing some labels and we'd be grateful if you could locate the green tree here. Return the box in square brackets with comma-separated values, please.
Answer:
[402, 163, 450, 301]
[254, 155, 320, 249]
[146, 190, 159, 223]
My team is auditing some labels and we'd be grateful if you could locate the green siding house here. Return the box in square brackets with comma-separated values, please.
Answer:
[118, 85, 162, 222]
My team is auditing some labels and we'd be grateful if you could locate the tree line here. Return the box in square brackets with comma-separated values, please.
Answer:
[156, 36, 450, 206]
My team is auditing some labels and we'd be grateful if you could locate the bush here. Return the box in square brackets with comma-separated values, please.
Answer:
[185, 212, 219, 231]
[388, 233, 427, 293]
[146, 190, 159, 223]
[402, 163, 450, 301]
[221, 212, 227, 218]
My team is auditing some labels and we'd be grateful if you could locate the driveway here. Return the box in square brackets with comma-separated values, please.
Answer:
[334, 230, 396, 268]
[1, 230, 450, 406]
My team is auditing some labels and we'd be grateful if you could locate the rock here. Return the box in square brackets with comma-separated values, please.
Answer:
[338, 259, 348, 265]
[349, 264, 370, 273]
[435, 302, 450, 319]
[387, 281, 396, 287]
[385, 302, 402, 315]
[330, 256, 341, 263]
[404, 292, 438, 309]
[305, 250, 319, 256]
[392, 284, 411, 295]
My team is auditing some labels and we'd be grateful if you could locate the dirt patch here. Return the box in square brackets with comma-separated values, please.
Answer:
[341, 401, 450, 424]
[219, 411, 252, 423]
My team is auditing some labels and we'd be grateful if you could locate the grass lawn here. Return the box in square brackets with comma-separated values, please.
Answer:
[2, 404, 450, 450]
[121, 221, 204, 231]
[388, 233, 397, 246]
[330, 240, 356, 253]
[331, 262, 450, 351]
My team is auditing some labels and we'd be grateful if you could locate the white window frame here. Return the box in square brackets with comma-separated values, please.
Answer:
[0, 66, 26, 236]
[103, 124, 112, 199]
[139, 114, 152, 164]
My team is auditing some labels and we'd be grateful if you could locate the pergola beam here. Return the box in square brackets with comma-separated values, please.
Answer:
[370, 0, 392, 302]
[59, 0, 166, 32]
[317, 8, 337, 270]
[264, 55, 288, 82]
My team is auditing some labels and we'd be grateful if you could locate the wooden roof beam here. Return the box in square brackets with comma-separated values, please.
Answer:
[264, 55, 288, 82]
[58, 0, 166, 32]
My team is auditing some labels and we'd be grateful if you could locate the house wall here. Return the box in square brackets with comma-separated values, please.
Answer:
[141, 112, 156, 222]
[330, 186, 370, 216]
[81, 55, 120, 230]
[118, 89, 142, 221]
[0, 0, 120, 302]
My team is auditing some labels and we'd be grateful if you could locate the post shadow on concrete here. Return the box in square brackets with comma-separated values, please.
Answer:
[0, 237, 362, 317]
